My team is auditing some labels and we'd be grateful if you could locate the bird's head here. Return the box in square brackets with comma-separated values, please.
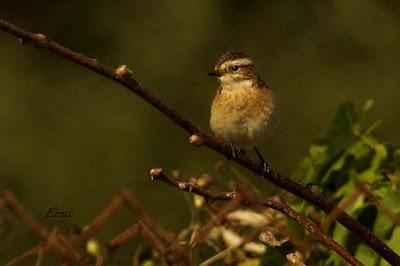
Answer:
[208, 51, 257, 89]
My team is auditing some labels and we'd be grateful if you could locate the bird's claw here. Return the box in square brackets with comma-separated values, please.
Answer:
[260, 161, 271, 177]
[229, 144, 237, 160]
[253, 146, 271, 178]
[228, 145, 246, 160]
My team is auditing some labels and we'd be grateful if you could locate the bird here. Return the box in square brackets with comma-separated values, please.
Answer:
[208, 51, 274, 175]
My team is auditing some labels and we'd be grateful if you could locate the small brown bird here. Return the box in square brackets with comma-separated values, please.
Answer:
[209, 51, 274, 174]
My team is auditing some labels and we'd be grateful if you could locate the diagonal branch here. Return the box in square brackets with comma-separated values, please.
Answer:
[0, 18, 398, 265]
[4, 243, 52, 266]
[150, 168, 363, 266]
[106, 223, 141, 252]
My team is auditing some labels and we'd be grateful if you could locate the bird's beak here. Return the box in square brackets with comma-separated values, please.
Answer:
[208, 70, 221, 77]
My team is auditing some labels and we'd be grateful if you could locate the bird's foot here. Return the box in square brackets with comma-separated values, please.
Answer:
[228, 144, 237, 160]
[227, 145, 246, 160]
[253, 146, 271, 178]
[227, 144, 246, 160]
[260, 160, 271, 177]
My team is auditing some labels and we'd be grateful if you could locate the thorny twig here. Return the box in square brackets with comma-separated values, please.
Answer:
[199, 225, 267, 266]
[259, 231, 306, 266]
[150, 168, 364, 266]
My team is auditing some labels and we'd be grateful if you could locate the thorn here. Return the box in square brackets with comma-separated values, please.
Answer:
[189, 134, 203, 146]
[35, 33, 50, 42]
[178, 183, 186, 190]
[150, 167, 163, 180]
[115, 64, 133, 79]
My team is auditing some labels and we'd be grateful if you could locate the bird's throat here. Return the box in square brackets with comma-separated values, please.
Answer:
[219, 78, 255, 91]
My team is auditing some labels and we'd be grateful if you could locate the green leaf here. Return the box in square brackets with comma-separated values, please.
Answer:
[356, 133, 387, 183]
[354, 244, 379, 266]
[238, 258, 262, 266]
[328, 197, 369, 265]
[291, 144, 331, 184]
[373, 213, 394, 239]
[380, 227, 400, 266]
[315, 101, 359, 152]
[292, 100, 379, 187]
[373, 186, 400, 213]
[333, 178, 356, 199]
[290, 99, 400, 265]
[382, 146, 400, 174]
[259, 248, 287, 266]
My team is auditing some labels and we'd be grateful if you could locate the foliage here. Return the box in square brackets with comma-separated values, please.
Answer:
[291, 99, 400, 265]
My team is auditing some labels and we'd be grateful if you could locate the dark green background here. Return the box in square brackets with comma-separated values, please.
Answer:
[1, 1, 400, 264]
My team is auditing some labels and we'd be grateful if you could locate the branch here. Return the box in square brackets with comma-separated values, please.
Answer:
[199, 225, 266, 266]
[150, 168, 363, 266]
[259, 231, 306, 266]
[0, 191, 83, 262]
[106, 223, 141, 252]
[68, 192, 125, 248]
[4, 243, 51, 266]
[0, 18, 397, 265]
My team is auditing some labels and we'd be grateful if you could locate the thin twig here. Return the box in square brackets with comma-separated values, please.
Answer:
[119, 188, 176, 243]
[259, 231, 306, 266]
[192, 194, 242, 246]
[106, 223, 141, 252]
[34, 247, 44, 266]
[68, 193, 125, 248]
[357, 181, 400, 227]
[4, 243, 51, 266]
[199, 225, 265, 266]
[151, 168, 364, 266]
[137, 219, 167, 255]
[119, 188, 191, 263]
[0, 18, 397, 265]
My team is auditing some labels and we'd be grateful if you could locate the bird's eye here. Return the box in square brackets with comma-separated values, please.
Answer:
[231, 65, 239, 72]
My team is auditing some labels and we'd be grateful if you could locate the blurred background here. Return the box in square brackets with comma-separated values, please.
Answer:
[0, 0, 400, 263]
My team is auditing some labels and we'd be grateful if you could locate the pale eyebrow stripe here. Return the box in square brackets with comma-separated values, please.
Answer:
[220, 58, 253, 69]
[228, 58, 253, 66]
